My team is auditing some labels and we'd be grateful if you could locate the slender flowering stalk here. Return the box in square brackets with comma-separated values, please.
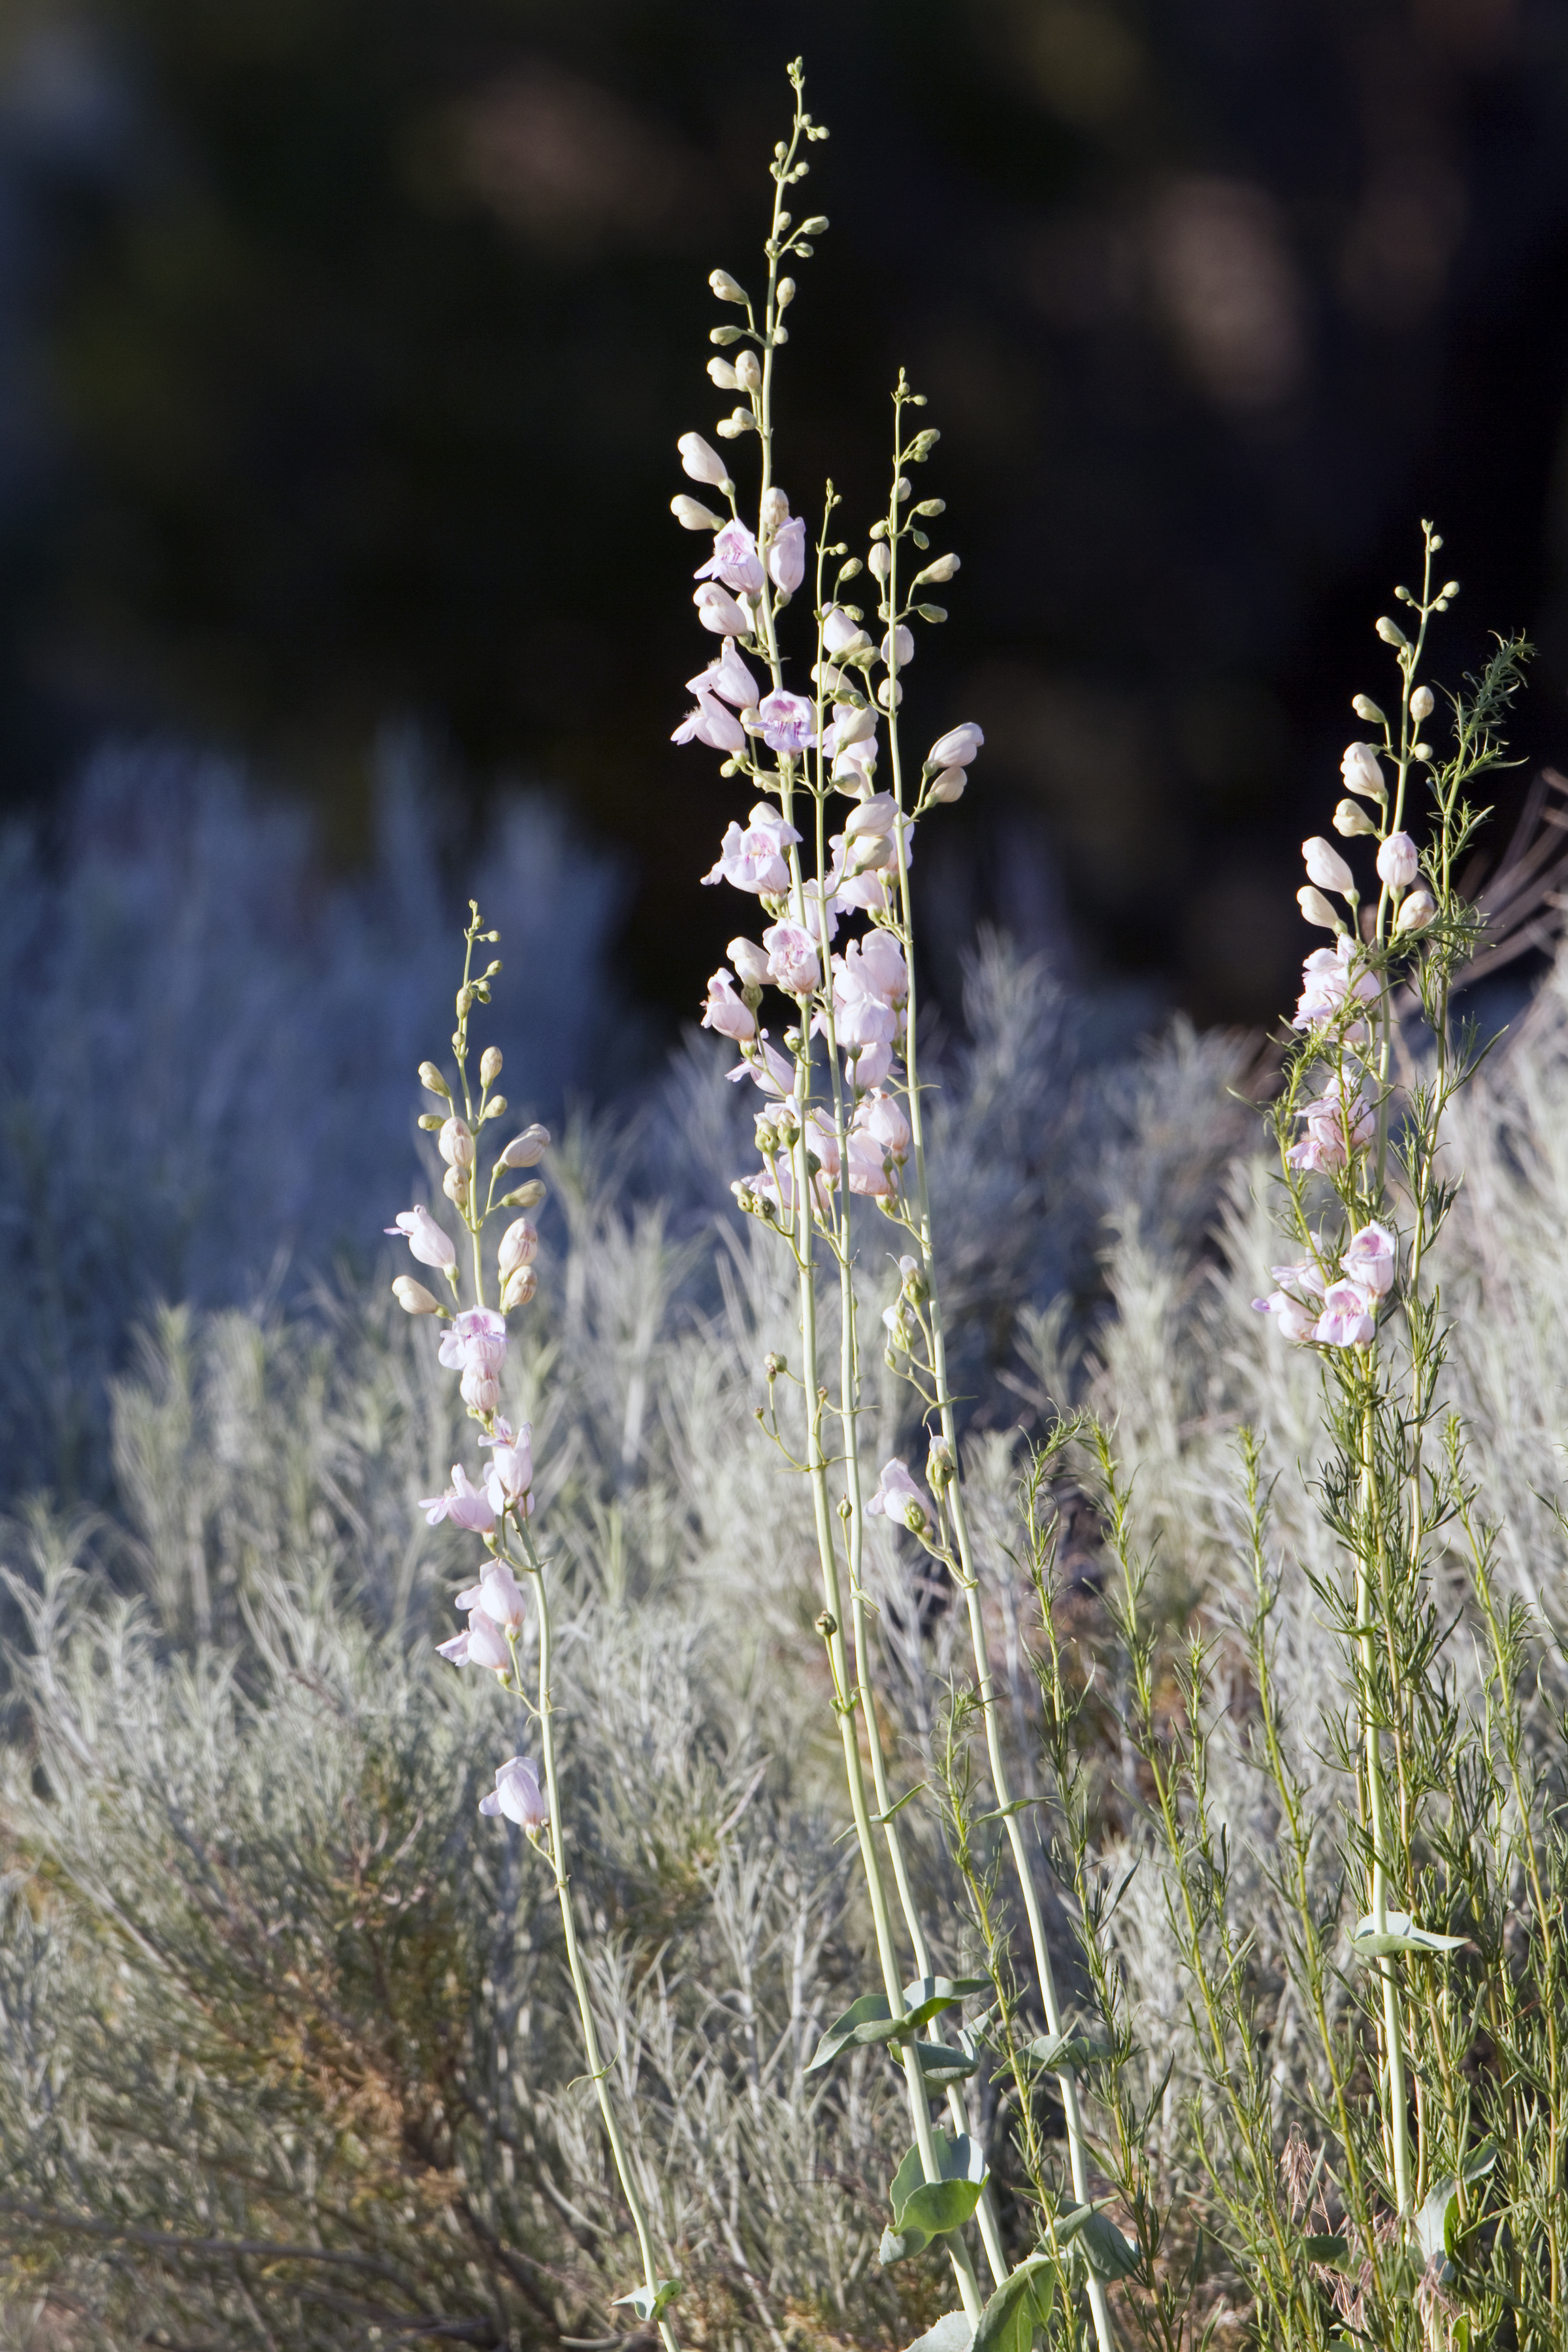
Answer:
[390, 903, 683, 2349]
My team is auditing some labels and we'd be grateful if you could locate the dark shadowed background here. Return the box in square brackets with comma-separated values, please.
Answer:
[2, 0, 1567, 1029]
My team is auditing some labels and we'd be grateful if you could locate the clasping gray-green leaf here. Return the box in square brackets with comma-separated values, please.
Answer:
[972, 2253, 1055, 2352]
[1347, 1908, 1470, 1959]
[807, 1976, 991, 2072]
[878, 2130, 989, 2265]
[611, 2277, 682, 2324]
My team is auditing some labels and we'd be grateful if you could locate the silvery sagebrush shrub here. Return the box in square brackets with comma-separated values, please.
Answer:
[5, 54, 1568, 2352]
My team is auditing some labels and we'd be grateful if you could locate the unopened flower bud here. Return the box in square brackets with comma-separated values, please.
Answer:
[419, 1060, 450, 1099]
[1409, 684, 1434, 723]
[1333, 798, 1377, 838]
[502, 1179, 546, 1209]
[417, 1111, 444, 1132]
[1351, 694, 1385, 725]
[728, 936, 772, 988]
[1298, 885, 1342, 932]
[1412, 741, 1432, 762]
[759, 485, 789, 533]
[900, 1254, 928, 1304]
[926, 1441, 955, 1493]
[1341, 742, 1387, 802]
[926, 765, 967, 805]
[392, 1275, 443, 1316]
[483, 1096, 507, 1120]
[776, 276, 796, 308]
[1394, 886, 1437, 934]
[501, 1125, 550, 1169]
[442, 1164, 468, 1204]
[764, 1350, 786, 1377]
[1375, 615, 1409, 648]
[1377, 831, 1419, 891]
[480, 1046, 503, 1087]
[707, 357, 739, 391]
[735, 350, 762, 394]
[913, 553, 960, 585]
[1302, 836, 1354, 896]
[710, 267, 747, 304]
[462, 1367, 500, 1414]
[716, 406, 756, 440]
[926, 723, 983, 772]
[500, 1264, 538, 1313]
[875, 677, 903, 711]
[672, 493, 725, 532]
[868, 543, 891, 581]
[678, 431, 730, 488]
[497, 1217, 538, 1279]
[439, 1117, 475, 1170]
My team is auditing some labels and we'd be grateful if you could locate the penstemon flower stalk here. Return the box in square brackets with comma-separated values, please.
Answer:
[390, 902, 684, 2349]
[678, 59, 1117, 2351]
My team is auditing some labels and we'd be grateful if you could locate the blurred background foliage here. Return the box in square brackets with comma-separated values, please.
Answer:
[0, 0, 1567, 1024]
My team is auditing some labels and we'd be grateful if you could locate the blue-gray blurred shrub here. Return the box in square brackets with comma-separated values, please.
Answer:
[0, 734, 624, 1500]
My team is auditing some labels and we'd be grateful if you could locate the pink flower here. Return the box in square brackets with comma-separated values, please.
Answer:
[1315, 1279, 1377, 1348]
[480, 1755, 549, 1832]
[1269, 1258, 1326, 1296]
[866, 1458, 932, 1533]
[1343, 1221, 1396, 1296]
[1287, 1086, 1375, 1173]
[768, 515, 807, 593]
[802, 1107, 841, 1181]
[385, 1205, 456, 1271]
[701, 805, 802, 895]
[849, 930, 909, 1008]
[845, 1129, 896, 1197]
[702, 968, 757, 1040]
[439, 1307, 508, 1377]
[823, 606, 872, 657]
[727, 1032, 798, 1100]
[845, 1037, 894, 1092]
[762, 919, 820, 995]
[757, 690, 817, 755]
[1252, 1290, 1318, 1343]
[926, 723, 983, 770]
[1303, 836, 1355, 896]
[672, 693, 746, 751]
[694, 582, 751, 636]
[828, 956, 900, 1050]
[1292, 937, 1380, 1032]
[678, 431, 728, 487]
[480, 1416, 535, 1513]
[419, 1463, 496, 1533]
[1377, 832, 1420, 891]
[856, 1089, 911, 1163]
[436, 1612, 510, 1669]
[457, 1558, 528, 1633]
[689, 638, 761, 708]
[695, 520, 766, 596]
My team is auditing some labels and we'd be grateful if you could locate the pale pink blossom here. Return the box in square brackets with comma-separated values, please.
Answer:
[695, 581, 751, 636]
[457, 1557, 528, 1632]
[672, 693, 746, 751]
[702, 806, 802, 895]
[866, 1458, 932, 1533]
[1292, 937, 1380, 1032]
[1394, 888, 1437, 934]
[1303, 836, 1355, 896]
[845, 791, 897, 840]
[419, 1463, 496, 1533]
[1269, 1258, 1326, 1297]
[827, 962, 899, 1051]
[768, 515, 807, 593]
[852, 930, 909, 1007]
[702, 969, 757, 1040]
[925, 765, 967, 806]
[1341, 742, 1387, 801]
[926, 723, 983, 770]
[1343, 1222, 1396, 1296]
[857, 1090, 911, 1162]
[1377, 832, 1419, 890]
[439, 1307, 508, 1379]
[823, 606, 872, 657]
[762, 919, 820, 994]
[678, 431, 729, 487]
[480, 1755, 549, 1832]
[727, 1033, 798, 1100]
[385, 1205, 456, 1271]
[845, 1037, 894, 1091]
[880, 624, 915, 668]
[695, 520, 765, 596]
[1288, 1086, 1375, 1173]
[1252, 1290, 1318, 1343]
[802, 1108, 841, 1181]
[436, 1611, 510, 1669]
[727, 936, 771, 988]
[845, 1129, 896, 1197]
[757, 690, 817, 755]
[826, 704, 877, 752]
[498, 1220, 538, 1280]
[1315, 1279, 1377, 1348]
[688, 638, 761, 708]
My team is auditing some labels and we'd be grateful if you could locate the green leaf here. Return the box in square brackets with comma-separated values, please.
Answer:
[878, 2131, 990, 2265]
[1027, 2031, 1113, 2073]
[1303, 2234, 1354, 2270]
[611, 2277, 682, 2323]
[809, 1980, 992, 2072]
[911, 2040, 979, 2085]
[1056, 2204, 1139, 2281]
[901, 2316, 975, 2352]
[1348, 1909, 1470, 1959]
[973, 2255, 1055, 2352]
[1415, 2142, 1497, 2265]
